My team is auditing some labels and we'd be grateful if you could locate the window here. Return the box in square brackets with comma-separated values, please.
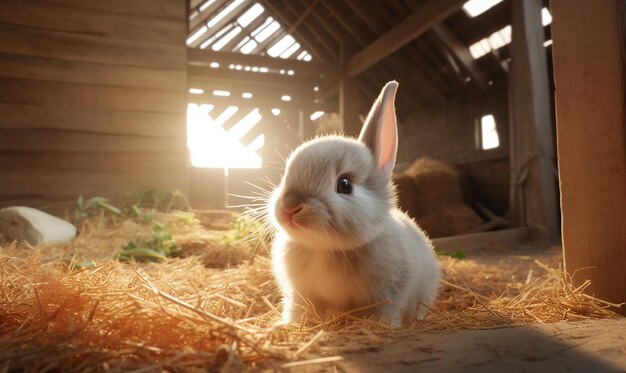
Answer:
[479, 114, 500, 150]
[187, 104, 264, 169]
[462, 0, 503, 18]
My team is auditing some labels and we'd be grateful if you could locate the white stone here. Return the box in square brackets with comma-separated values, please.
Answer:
[0, 206, 77, 245]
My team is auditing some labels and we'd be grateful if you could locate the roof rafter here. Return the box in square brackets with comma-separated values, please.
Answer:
[345, 0, 466, 77]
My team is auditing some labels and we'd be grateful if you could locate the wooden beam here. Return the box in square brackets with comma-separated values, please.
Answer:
[339, 76, 361, 136]
[552, 0, 626, 315]
[190, 0, 252, 48]
[431, 24, 488, 89]
[508, 0, 559, 242]
[345, 0, 465, 76]
[259, 0, 331, 61]
[188, 65, 321, 88]
[188, 92, 335, 112]
[188, 0, 229, 36]
[187, 48, 339, 77]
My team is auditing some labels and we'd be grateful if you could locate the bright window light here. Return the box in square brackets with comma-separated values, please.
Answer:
[268, 35, 296, 57]
[287, 70, 294, 75]
[237, 3, 264, 27]
[213, 90, 231, 97]
[189, 88, 204, 94]
[542, 7, 552, 26]
[296, 50, 308, 60]
[462, 0, 503, 17]
[240, 39, 258, 54]
[208, 0, 245, 28]
[242, 92, 253, 98]
[199, 0, 216, 12]
[187, 26, 208, 45]
[199, 24, 232, 49]
[212, 26, 242, 51]
[271, 108, 281, 116]
[187, 104, 264, 169]
[280, 42, 300, 59]
[281, 95, 291, 102]
[259, 67, 269, 73]
[310, 111, 324, 121]
[469, 25, 511, 59]
[543, 39, 553, 47]
[303, 54, 312, 62]
[255, 21, 280, 43]
[480, 114, 500, 150]
[251, 17, 273, 37]
[210, 62, 220, 68]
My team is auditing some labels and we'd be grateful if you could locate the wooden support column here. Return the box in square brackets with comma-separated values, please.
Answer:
[339, 76, 361, 136]
[552, 0, 626, 314]
[508, 0, 559, 242]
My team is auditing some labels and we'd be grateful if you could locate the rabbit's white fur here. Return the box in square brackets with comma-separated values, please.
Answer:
[269, 81, 440, 327]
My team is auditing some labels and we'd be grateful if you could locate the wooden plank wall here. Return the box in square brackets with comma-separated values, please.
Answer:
[0, 0, 189, 209]
[396, 79, 509, 167]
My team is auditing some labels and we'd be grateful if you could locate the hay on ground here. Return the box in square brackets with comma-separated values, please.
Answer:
[0, 211, 621, 372]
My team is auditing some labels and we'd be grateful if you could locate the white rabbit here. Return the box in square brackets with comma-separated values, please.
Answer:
[269, 81, 440, 327]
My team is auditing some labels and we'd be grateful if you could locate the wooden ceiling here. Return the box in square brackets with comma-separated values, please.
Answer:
[186, 0, 550, 116]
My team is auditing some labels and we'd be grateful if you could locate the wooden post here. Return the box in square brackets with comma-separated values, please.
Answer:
[508, 0, 559, 242]
[552, 0, 626, 315]
[339, 76, 361, 136]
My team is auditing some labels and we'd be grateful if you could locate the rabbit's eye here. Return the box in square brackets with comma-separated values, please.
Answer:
[336, 177, 353, 195]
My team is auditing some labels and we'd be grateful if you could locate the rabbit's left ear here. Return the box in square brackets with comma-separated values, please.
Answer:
[358, 81, 399, 176]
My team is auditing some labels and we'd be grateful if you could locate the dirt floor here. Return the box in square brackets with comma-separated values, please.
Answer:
[297, 245, 626, 372]
[330, 318, 626, 373]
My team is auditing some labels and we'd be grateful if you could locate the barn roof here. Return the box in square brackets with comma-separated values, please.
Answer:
[186, 0, 552, 116]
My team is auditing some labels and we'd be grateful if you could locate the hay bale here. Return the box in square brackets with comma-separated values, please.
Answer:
[405, 158, 464, 215]
[393, 174, 419, 218]
[396, 158, 483, 237]
[416, 204, 484, 238]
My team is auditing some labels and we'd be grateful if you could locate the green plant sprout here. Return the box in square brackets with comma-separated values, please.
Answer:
[74, 195, 122, 222]
[119, 223, 179, 262]
[436, 251, 467, 259]
[221, 211, 263, 244]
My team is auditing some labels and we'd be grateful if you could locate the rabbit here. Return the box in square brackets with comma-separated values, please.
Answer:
[269, 81, 440, 328]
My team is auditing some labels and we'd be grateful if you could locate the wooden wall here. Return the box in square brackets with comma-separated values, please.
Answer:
[396, 79, 509, 168]
[0, 0, 189, 209]
[395, 80, 511, 215]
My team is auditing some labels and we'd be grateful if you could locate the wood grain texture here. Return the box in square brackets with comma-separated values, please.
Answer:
[0, 78, 186, 114]
[552, 0, 626, 314]
[0, 152, 189, 173]
[0, 0, 186, 44]
[0, 130, 186, 152]
[0, 103, 185, 138]
[43, 0, 187, 21]
[508, 0, 559, 242]
[0, 0, 189, 205]
[0, 171, 187, 197]
[0, 53, 186, 91]
[0, 24, 186, 69]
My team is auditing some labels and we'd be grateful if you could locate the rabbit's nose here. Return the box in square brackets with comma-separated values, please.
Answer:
[282, 205, 302, 215]
[282, 193, 305, 214]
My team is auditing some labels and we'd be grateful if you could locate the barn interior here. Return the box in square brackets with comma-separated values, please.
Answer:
[0, 0, 624, 371]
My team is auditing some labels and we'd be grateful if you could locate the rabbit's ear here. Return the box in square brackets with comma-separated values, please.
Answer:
[358, 81, 399, 176]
